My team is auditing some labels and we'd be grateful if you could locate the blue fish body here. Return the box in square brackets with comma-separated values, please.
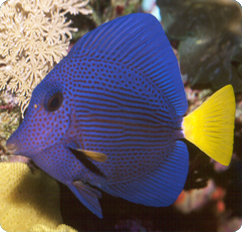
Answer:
[6, 13, 190, 218]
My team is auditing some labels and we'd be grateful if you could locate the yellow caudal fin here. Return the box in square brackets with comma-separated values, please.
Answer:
[183, 85, 236, 166]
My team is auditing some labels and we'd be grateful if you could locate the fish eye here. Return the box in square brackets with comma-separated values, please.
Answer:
[47, 92, 63, 112]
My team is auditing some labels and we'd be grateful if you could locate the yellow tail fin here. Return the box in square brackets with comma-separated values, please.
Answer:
[183, 85, 235, 166]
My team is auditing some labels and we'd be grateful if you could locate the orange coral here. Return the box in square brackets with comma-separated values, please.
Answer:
[0, 0, 92, 115]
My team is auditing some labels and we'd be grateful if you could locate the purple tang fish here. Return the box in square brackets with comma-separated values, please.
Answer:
[6, 13, 235, 218]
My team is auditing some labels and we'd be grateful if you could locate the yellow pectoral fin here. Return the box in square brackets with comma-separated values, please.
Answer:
[183, 85, 236, 166]
[76, 149, 108, 162]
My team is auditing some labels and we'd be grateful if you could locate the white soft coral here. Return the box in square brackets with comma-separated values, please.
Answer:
[0, 0, 92, 115]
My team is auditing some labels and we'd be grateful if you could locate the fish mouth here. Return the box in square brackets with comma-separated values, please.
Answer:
[7, 142, 58, 158]
[6, 142, 19, 155]
[7, 148, 18, 155]
[6, 138, 51, 157]
[7, 135, 67, 157]
[6, 115, 70, 157]
[6, 124, 57, 156]
[2, 154, 30, 164]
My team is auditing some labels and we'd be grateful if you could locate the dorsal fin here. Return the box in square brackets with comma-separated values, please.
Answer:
[69, 13, 187, 116]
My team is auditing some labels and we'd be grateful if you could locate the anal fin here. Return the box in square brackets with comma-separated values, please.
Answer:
[69, 181, 103, 218]
[100, 141, 189, 207]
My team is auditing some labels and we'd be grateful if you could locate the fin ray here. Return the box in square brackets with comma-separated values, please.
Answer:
[100, 141, 189, 207]
[69, 181, 103, 218]
[70, 13, 187, 115]
[68, 147, 107, 162]
[183, 85, 235, 166]
[75, 149, 107, 162]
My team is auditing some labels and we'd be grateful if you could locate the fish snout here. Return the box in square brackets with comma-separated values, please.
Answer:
[6, 140, 19, 155]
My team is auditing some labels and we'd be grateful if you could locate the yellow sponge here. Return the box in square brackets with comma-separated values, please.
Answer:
[0, 162, 62, 232]
[30, 224, 77, 232]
